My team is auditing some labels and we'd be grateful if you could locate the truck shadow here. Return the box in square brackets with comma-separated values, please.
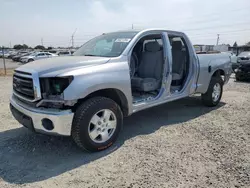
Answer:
[0, 96, 225, 184]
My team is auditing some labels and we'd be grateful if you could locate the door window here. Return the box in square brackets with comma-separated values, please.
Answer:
[37, 53, 45, 56]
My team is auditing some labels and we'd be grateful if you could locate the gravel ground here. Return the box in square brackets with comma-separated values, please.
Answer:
[0, 59, 21, 69]
[0, 76, 249, 188]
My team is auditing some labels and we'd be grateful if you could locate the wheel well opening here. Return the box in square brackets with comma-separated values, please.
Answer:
[73, 89, 129, 116]
[212, 69, 225, 82]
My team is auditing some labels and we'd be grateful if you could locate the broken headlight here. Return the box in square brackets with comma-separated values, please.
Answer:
[40, 76, 74, 97]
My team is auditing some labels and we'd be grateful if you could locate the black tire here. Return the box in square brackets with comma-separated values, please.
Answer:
[28, 59, 34, 62]
[71, 97, 123, 152]
[201, 76, 223, 107]
[235, 73, 243, 81]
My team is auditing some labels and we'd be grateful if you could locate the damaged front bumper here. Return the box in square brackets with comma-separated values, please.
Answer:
[10, 95, 74, 136]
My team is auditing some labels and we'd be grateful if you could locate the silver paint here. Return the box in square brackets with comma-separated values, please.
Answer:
[11, 29, 232, 136]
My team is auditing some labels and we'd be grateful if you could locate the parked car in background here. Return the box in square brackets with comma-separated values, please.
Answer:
[8, 51, 19, 59]
[47, 50, 58, 54]
[10, 29, 232, 152]
[20, 52, 58, 63]
[222, 52, 238, 72]
[237, 51, 250, 63]
[57, 51, 72, 56]
[12, 52, 30, 61]
[235, 51, 250, 81]
[0, 50, 12, 58]
[3, 52, 10, 58]
[4, 51, 15, 58]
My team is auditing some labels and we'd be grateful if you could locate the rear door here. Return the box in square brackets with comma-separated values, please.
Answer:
[161, 32, 173, 96]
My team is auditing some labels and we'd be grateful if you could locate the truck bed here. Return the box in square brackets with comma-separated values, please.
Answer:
[195, 53, 232, 93]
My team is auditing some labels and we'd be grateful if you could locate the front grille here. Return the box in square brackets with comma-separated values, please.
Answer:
[13, 73, 34, 100]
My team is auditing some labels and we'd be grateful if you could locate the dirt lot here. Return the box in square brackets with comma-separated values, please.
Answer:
[0, 76, 249, 188]
[0, 59, 21, 69]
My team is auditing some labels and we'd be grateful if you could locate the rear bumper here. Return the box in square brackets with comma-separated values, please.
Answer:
[10, 95, 74, 136]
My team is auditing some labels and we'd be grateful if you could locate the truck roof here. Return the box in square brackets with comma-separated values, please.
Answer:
[106, 28, 184, 36]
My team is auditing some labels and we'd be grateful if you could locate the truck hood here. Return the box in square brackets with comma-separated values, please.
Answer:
[16, 56, 110, 76]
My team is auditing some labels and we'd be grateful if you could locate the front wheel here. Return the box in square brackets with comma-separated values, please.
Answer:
[201, 76, 223, 107]
[71, 97, 123, 152]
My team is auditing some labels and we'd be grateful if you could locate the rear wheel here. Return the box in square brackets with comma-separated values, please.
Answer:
[201, 76, 223, 107]
[71, 97, 123, 152]
[28, 59, 34, 62]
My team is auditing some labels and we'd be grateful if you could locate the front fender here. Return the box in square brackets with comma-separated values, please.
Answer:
[62, 61, 133, 114]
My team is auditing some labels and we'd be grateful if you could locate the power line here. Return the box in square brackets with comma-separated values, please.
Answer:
[28, 24, 250, 47]
[181, 21, 250, 32]
[133, 6, 250, 28]
[188, 28, 250, 37]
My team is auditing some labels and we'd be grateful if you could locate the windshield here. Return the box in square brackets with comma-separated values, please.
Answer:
[73, 32, 138, 57]
[26, 52, 37, 56]
[238, 52, 250, 57]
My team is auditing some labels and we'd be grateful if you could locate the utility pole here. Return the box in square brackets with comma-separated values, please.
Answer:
[71, 28, 77, 48]
[132, 24, 134, 29]
[216, 34, 220, 46]
[9, 41, 12, 48]
[71, 35, 74, 48]
[2, 47, 6, 75]
[41, 38, 44, 46]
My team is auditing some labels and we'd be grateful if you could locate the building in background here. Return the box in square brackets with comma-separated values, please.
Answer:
[194, 44, 232, 53]
[229, 45, 250, 55]
[193, 44, 214, 52]
[213, 44, 230, 52]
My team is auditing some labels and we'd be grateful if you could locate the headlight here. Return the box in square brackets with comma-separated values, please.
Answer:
[40, 76, 74, 97]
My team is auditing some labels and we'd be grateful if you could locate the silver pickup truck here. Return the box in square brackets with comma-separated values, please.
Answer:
[10, 29, 232, 152]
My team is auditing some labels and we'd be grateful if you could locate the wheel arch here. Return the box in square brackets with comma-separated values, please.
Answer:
[211, 69, 225, 83]
[73, 88, 129, 117]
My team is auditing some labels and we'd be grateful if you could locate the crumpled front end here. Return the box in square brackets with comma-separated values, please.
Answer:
[10, 70, 74, 136]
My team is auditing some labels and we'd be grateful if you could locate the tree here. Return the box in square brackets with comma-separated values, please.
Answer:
[246, 41, 250, 46]
[13, 44, 29, 50]
[233, 42, 238, 47]
[47, 46, 53, 50]
[13, 44, 24, 50]
[22, 44, 28, 49]
[34, 45, 45, 50]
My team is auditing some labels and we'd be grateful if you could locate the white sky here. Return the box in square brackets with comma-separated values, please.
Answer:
[1, 0, 250, 47]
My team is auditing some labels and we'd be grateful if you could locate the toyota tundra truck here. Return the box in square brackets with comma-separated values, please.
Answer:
[10, 29, 232, 152]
